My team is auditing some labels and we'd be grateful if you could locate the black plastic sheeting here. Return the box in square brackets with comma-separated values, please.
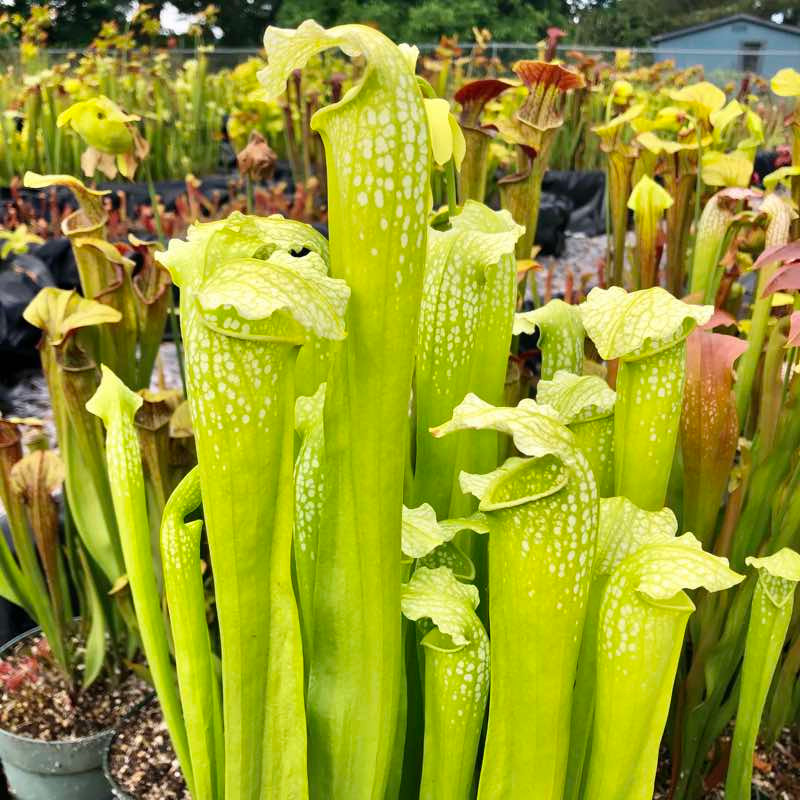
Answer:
[531, 170, 606, 257]
[0, 169, 604, 378]
[542, 170, 606, 237]
[0, 250, 57, 375]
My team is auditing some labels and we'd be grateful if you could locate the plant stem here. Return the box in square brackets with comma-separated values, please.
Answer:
[445, 158, 457, 220]
[145, 161, 186, 394]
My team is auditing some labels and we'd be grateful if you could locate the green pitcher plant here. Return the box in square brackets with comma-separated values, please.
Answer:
[401, 566, 489, 800]
[584, 534, 742, 800]
[1, 425, 71, 674]
[293, 382, 326, 671]
[537, 370, 616, 497]
[627, 174, 673, 290]
[579, 286, 713, 511]
[397, 504, 489, 799]
[513, 298, 585, 381]
[23, 172, 171, 391]
[771, 68, 800, 213]
[565, 496, 678, 800]
[412, 200, 523, 520]
[259, 22, 429, 798]
[634, 131, 697, 295]
[22, 288, 126, 585]
[14, 21, 800, 800]
[592, 103, 644, 286]
[86, 366, 196, 796]
[432, 394, 598, 799]
[156, 210, 349, 800]
[726, 549, 800, 800]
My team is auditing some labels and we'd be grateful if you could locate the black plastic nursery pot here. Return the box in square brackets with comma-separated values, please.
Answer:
[0, 626, 114, 800]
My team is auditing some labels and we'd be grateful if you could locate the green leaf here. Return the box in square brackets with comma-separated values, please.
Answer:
[86, 366, 195, 797]
[701, 151, 754, 189]
[197, 252, 349, 343]
[57, 95, 138, 154]
[734, 192, 795, 429]
[23, 171, 109, 225]
[156, 210, 330, 292]
[668, 82, 726, 120]
[688, 190, 742, 300]
[633, 533, 743, 603]
[70, 236, 140, 387]
[746, 549, 800, 607]
[763, 165, 800, 192]
[423, 98, 466, 169]
[76, 545, 107, 689]
[537, 370, 615, 423]
[0, 424, 32, 612]
[9, 450, 69, 670]
[431, 392, 575, 460]
[293, 383, 326, 673]
[710, 99, 744, 136]
[537, 371, 616, 496]
[461, 455, 569, 511]
[418, 540, 477, 581]
[401, 565, 479, 647]
[161, 468, 224, 800]
[594, 496, 677, 576]
[401, 503, 489, 560]
[627, 174, 673, 216]
[591, 103, 646, 138]
[771, 67, 800, 97]
[635, 131, 687, 155]
[513, 299, 585, 380]
[24, 289, 125, 583]
[627, 176, 674, 289]
[580, 288, 712, 509]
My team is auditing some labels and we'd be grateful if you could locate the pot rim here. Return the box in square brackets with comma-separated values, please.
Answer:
[0, 624, 116, 748]
[102, 693, 157, 799]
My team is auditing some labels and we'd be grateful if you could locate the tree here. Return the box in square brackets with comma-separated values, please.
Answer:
[166, 1, 284, 46]
[275, 0, 568, 44]
[0, 1, 130, 46]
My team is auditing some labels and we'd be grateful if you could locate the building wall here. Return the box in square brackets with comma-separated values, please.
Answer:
[653, 19, 800, 78]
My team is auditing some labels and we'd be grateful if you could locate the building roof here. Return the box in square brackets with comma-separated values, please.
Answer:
[651, 13, 800, 44]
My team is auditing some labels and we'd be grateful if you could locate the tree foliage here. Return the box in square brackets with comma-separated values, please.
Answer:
[275, 0, 568, 44]
[1, 0, 797, 48]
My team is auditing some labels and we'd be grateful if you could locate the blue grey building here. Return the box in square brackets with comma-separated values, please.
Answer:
[651, 14, 800, 78]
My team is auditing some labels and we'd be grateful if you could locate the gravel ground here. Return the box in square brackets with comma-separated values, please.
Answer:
[4, 341, 184, 448]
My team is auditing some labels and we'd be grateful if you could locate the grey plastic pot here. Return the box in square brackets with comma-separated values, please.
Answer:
[0, 626, 113, 800]
[102, 695, 155, 800]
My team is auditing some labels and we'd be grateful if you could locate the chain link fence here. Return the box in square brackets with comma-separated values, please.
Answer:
[0, 42, 793, 81]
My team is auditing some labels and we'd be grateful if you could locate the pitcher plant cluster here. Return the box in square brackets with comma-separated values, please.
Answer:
[2, 15, 800, 800]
